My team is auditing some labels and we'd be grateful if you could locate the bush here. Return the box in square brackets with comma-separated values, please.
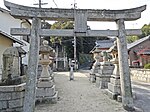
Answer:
[144, 63, 150, 69]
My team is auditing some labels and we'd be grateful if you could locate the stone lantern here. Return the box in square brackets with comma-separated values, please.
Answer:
[106, 41, 121, 101]
[108, 41, 120, 78]
[36, 40, 58, 103]
[96, 50, 114, 89]
[90, 48, 101, 83]
[39, 40, 55, 80]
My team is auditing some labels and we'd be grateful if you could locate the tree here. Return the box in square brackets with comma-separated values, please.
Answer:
[127, 36, 139, 43]
[50, 21, 74, 58]
[141, 24, 150, 37]
[49, 21, 110, 63]
[127, 23, 150, 43]
[50, 21, 74, 44]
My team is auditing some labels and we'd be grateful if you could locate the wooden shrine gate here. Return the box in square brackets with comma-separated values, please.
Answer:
[4, 1, 146, 112]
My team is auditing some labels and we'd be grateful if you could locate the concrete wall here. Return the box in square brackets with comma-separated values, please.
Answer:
[130, 68, 150, 83]
[0, 35, 13, 74]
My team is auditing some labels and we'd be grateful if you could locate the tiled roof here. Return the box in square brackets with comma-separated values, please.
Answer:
[137, 50, 150, 55]
[0, 30, 25, 45]
[90, 38, 115, 53]
[141, 51, 150, 55]
[127, 35, 150, 49]
[95, 39, 115, 48]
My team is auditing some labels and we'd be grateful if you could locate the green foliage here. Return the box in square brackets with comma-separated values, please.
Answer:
[49, 21, 115, 64]
[50, 21, 74, 44]
[127, 24, 150, 43]
[79, 53, 93, 64]
[144, 63, 150, 69]
[141, 24, 150, 37]
[50, 21, 74, 58]
[127, 36, 139, 43]
[51, 21, 74, 29]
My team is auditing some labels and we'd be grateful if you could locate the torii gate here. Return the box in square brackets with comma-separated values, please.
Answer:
[4, 1, 146, 111]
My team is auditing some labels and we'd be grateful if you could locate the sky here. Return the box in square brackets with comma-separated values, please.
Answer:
[0, 0, 150, 30]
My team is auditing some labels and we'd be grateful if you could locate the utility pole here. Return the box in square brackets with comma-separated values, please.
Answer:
[73, 0, 77, 71]
[33, 0, 48, 8]
[34, 0, 48, 45]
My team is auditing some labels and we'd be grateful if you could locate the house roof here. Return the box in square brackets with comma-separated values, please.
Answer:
[90, 38, 115, 53]
[127, 35, 150, 49]
[0, 7, 9, 13]
[0, 30, 25, 45]
[135, 49, 150, 55]
[140, 50, 150, 55]
[95, 39, 115, 49]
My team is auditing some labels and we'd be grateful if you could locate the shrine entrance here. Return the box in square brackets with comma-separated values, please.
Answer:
[4, 1, 146, 112]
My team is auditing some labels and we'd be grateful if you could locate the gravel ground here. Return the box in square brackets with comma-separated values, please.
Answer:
[35, 71, 126, 112]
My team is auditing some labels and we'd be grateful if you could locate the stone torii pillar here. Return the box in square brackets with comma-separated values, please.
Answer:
[116, 19, 134, 111]
[23, 18, 41, 112]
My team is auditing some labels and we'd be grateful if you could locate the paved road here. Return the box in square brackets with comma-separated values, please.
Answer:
[35, 71, 126, 112]
[132, 81, 150, 112]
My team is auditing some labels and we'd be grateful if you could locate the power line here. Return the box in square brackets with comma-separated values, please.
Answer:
[52, 0, 58, 8]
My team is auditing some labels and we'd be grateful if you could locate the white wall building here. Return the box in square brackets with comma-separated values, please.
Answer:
[0, 7, 31, 74]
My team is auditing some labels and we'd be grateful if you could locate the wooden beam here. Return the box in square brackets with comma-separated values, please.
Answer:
[11, 28, 142, 37]
[4, 1, 146, 21]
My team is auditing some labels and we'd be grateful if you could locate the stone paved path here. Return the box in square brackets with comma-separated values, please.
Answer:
[35, 71, 126, 112]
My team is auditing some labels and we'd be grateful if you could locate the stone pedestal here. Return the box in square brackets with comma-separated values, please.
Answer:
[96, 62, 114, 89]
[36, 79, 58, 103]
[38, 65, 54, 81]
[106, 62, 121, 101]
[0, 83, 25, 112]
[90, 62, 100, 83]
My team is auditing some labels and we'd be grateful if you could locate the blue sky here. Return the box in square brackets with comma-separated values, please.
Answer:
[0, 0, 150, 30]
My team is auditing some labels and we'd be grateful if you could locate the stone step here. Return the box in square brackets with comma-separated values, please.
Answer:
[36, 91, 58, 104]
[36, 85, 56, 97]
[108, 83, 121, 94]
[110, 78, 120, 85]
[105, 89, 119, 100]
[37, 80, 54, 88]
